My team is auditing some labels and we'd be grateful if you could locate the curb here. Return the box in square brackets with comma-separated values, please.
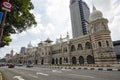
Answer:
[47, 66, 120, 71]
[0, 72, 2, 80]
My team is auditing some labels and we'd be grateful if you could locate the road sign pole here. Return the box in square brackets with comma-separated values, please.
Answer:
[0, 0, 10, 45]
[0, 11, 7, 45]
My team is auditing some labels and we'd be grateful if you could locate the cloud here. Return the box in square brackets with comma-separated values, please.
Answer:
[31, 38, 41, 46]
[110, 15, 120, 40]
[44, 23, 55, 36]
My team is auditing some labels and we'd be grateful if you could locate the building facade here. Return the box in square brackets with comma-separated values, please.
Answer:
[70, 0, 90, 38]
[18, 5, 117, 66]
[113, 40, 120, 62]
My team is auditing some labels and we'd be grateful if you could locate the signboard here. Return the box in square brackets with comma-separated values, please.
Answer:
[2, 0, 12, 12]
[0, 12, 3, 24]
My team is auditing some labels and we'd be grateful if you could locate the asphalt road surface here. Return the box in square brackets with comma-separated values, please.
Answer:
[0, 66, 120, 80]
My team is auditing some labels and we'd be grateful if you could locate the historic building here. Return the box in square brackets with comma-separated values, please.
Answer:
[23, 2, 117, 66]
[26, 6, 116, 66]
[70, 0, 90, 38]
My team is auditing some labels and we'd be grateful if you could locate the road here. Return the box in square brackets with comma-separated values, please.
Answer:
[0, 66, 120, 80]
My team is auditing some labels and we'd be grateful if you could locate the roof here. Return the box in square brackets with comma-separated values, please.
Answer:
[44, 38, 53, 43]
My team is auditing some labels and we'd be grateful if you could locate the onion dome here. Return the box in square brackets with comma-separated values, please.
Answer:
[89, 6, 103, 22]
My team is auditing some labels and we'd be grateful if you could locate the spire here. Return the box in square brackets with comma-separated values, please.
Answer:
[93, 5, 96, 11]
[28, 41, 32, 48]
[92, 0, 96, 11]
[60, 35, 63, 42]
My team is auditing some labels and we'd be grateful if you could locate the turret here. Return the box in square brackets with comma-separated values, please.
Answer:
[88, 5, 117, 65]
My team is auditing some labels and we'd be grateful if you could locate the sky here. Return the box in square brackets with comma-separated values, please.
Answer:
[0, 0, 120, 58]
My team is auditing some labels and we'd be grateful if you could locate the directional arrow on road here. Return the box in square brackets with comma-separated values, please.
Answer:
[13, 76, 25, 80]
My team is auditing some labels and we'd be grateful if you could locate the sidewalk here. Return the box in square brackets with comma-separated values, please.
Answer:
[0, 72, 2, 80]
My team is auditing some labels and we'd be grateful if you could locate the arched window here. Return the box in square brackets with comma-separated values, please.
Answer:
[59, 58, 62, 64]
[41, 58, 44, 65]
[63, 47, 67, 52]
[77, 44, 83, 50]
[64, 58, 66, 63]
[71, 45, 76, 52]
[85, 42, 91, 49]
[102, 23, 107, 30]
[66, 58, 68, 63]
[106, 41, 109, 47]
[52, 58, 55, 64]
[56, 58, 58, 64]
[49, 52, 51, 55]
[87, 55, 95, 64]
[98, 42, 102, 47]
[72, 56, 77, 64]
[79, 56, 84, 64]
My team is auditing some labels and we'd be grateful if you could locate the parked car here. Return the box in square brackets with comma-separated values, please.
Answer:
[8, 64, 15, 68]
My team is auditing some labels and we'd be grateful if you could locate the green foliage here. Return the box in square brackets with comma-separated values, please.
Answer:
[0, 0, 37, 47]
[0, 58, 6, 62]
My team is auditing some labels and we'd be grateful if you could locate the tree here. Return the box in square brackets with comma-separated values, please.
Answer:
[0, 0, 37, 47]
[0, 58, 6, 62]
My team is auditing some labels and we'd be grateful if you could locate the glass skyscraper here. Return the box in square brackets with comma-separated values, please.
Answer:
[70, 0, 90, 38]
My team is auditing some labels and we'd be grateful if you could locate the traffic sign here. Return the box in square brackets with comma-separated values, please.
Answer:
[2, 0, 12, 12]
[0, 12, 3, 24]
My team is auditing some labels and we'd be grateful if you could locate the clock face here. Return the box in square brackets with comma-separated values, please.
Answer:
[71, 0, 76, 4]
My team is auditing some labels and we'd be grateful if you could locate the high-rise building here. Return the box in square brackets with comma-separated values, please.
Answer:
[70, 0, 90, 38]
[20, 47, 26, 54]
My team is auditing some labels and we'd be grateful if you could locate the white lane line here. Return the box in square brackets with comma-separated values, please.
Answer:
[61, 68, 71, 71]
[69, 74, 95, 78]
[36, 72, 49, 76]
[52, 70, 62, 73]
[13, 76, 25, 80]
[28, 74, 38, 78]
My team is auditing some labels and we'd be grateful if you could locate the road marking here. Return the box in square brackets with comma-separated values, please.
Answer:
[112, 69, 118, 71]
[61, 68, 71, 71]
[20, 71, 24, 74]
[52, 70, 62, 73]
[103, 68, 107, 71]
[36, 72, 49, 76]
[28, 74, 38, 78]
[69, 74, 95, 78]
[13, 76, 25, 80]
